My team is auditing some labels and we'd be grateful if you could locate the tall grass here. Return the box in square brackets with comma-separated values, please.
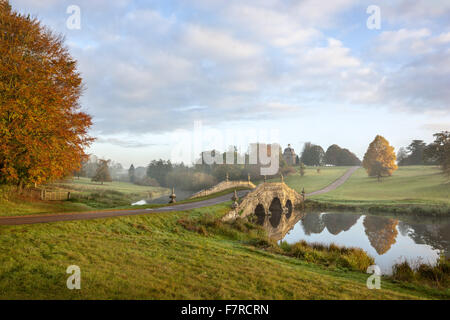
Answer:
[178, 215, 374, 272]
[392, 256, 450, 288]
[277, 240, 374, 272]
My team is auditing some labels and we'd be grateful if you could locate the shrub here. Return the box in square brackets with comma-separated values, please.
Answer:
[280, 166, 296, 176]
[391, 256, 450, 287]
[135, 176, 160, 187]
[392, 261, 416, 282]
[278, 240, 374, 272]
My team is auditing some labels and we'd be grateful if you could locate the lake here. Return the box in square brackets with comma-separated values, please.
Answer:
[260, 211, 450, 274]
[132, 189, 194, 205]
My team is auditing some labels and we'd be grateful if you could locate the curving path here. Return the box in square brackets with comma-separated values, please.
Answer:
[0, 167, 359, 226]
[305, 166, 359, 196]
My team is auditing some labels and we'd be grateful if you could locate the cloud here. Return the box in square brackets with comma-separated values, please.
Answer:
[366, 27, 450, 112]
[96, 137, 159, 148]
[183, 25, 262, 61]
[382, 0, 450, 26]
[421, 123, 450, 132]
[375, 28, 432, 55]
[8, 0, 450, 139]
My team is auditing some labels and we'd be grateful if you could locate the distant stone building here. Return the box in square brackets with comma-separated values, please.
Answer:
[283, 144, 297, 166]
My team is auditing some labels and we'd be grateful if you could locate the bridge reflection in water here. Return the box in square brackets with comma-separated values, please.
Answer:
[263, 211, 450, 274]
[252, 206, 305, 242]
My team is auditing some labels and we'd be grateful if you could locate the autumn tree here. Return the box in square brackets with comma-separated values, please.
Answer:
[424, 131, 450, 177]
[91, 160, 112, 185]
[0, 1, 93, 187]
[362, 135, 398, 181]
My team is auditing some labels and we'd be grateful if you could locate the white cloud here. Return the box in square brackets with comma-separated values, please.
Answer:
[183, 25, 262, 61]
[8, 0, 450, 140]
[375, 28, 432, 55]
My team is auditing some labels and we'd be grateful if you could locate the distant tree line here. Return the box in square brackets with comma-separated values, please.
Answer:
[297, 142, 361, 166]
[74, 131, 450, 189]
[396, 135, 449, 169]
[137, 145, 294, 191]
[74, 155, 126, 183]
[424, 131, 450, 177]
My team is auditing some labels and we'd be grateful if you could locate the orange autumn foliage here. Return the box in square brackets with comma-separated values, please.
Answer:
[362, 135, 398, 180]
[0, 1, 94, 187]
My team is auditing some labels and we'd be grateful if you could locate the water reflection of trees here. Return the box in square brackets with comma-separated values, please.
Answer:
[322, 213, 360, 235]
[276, 210, 449, 257]
[398, 220, 450, 256]
[363, 216, 398, 255]
[301, 213, 360, 235]
[301, 213, 325, 235]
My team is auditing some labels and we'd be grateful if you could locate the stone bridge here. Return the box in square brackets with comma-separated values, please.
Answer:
[189, 180, 256, 199]
[222, 182, 304, 223]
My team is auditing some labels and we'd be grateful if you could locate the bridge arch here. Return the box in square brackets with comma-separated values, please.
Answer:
[285, 200, 293, 219]
[269, 197, 282, 228]
[254, 204, 266, 225]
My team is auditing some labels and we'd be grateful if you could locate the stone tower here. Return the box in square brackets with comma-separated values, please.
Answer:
[283, 144, 297, 166]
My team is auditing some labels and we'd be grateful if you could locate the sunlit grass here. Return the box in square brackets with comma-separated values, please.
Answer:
[271, 166, 349, 193]
[312, 166, 449, 204]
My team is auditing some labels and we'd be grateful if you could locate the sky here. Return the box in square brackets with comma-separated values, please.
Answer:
[10, 0, 450, 168]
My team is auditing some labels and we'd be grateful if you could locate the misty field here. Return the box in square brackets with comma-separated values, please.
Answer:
[0, 178, 169, 217]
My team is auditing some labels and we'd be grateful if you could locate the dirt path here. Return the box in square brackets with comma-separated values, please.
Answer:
[0, 167, 359, 226]
[306, 166, 360, 196]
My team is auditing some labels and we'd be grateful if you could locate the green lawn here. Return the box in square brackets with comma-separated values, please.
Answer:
[274, 166, 350, 193]
[0, 203, 447, 299]
[311, 166, 449, 207]
[52, 177, 169, 197]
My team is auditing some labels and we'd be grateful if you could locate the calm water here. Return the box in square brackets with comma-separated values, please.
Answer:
[263, 211, 450, 274]
[132, 189, 194, 205]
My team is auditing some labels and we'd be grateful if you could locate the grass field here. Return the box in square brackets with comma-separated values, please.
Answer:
[52, 177, 169, 198]
[269, 166, 349, 193]
[0, 178, 169, 217]
[309, 166, 449, 210]
[0, 203, 447, 299]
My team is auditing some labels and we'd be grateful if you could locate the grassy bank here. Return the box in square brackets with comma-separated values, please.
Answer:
[0, 178, 169, 217]
[290, 166, 450, 215]
[0, 203, 448, 299]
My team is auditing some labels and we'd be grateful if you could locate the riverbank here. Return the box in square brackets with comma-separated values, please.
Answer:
[292, 166, 450, 216]
[304, 200, 450, 216]
[1, 203, 448, 299]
